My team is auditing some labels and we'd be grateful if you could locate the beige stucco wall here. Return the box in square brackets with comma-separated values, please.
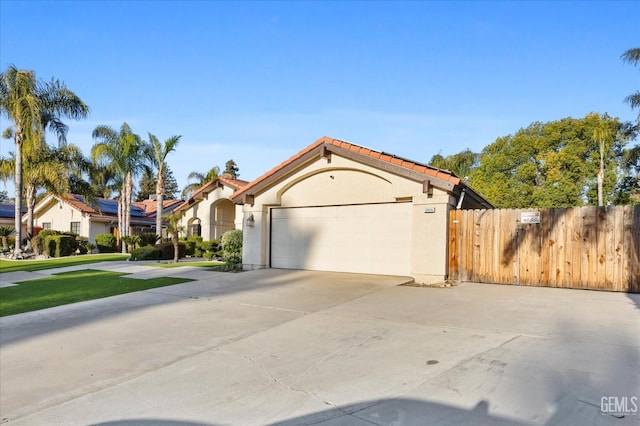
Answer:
[179, 185, 243, 241]
[241, 153, 458, 283]
[31, 197, 115, 243]
[32, 198, 92, 238]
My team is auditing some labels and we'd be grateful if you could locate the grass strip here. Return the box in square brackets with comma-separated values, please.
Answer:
[0, 269, 193, 317]
[0, 254, 129, 273]
[148, 261, 224, 268]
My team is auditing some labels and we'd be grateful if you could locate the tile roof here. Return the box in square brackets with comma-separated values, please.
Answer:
[232, 136, 462, 200]
[35, 194, 172, 222]
[175, 175, 249, 212]
[132, 198, 184, 216]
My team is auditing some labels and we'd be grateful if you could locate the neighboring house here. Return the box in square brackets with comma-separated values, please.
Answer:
[28, 194, 182, 243]
[0, 203, 25, 233]
[231, 136, 493, 284]
[174, 175, 249, 240]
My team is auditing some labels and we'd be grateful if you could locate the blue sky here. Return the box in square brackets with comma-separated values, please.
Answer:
[1, 1, 638, 197]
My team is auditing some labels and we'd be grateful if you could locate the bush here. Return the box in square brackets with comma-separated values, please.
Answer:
[130, 245, 162, 261]
[200, 240, 220, 252]
[32, 229, 60, 255]
[43, 234, 75, 257]
[95, 233, 117, 253]
[76, 236, 90, 255]
[183, 240, 196, 256]
[157, 242, 186, 260]
[221, 230, 242, 270]
[139, 233, 161, 247]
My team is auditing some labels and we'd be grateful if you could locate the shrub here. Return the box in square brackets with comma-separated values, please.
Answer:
[221, 229, 242, 269]
[76, 236, 90, 255]
[139, 233, 161, 246]
[183, 240, 196, 256]
[32, 229, 60, 255]
[43, 234, 75, 257]
[157, 242, 186, 260]
[95, 233, 117, 253]
[200, 240, 220, 252]
[130, 245, 162, 261]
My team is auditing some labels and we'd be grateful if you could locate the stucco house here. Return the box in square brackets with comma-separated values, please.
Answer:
[231, 136, 493, 284]
[174, 175, 248, 240]
[0, 203, 25, 235]
[28, 194, 182, 242]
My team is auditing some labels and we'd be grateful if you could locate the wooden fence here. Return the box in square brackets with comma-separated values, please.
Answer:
[448, 206, 640, 292]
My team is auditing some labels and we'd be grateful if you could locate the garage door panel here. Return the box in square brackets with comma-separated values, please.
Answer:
[271, 203, 411, 276]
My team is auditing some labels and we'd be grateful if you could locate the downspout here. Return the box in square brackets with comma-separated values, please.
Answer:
[456, 187, 466, 210]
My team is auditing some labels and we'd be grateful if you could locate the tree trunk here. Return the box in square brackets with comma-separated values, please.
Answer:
[156, 167, 164, 240]
[119, 180, 126, 253]
[25, 184, 36, 251]
[172, 229, 179, 263]
[125, 171, 133, 246]
[598, 157, 604, 207]
[14, 133, 23, 254]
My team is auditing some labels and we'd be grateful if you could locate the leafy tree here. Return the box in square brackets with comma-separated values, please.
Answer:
[224, 159, 240, 178]
[429, 149, 478, 179]
[0, 66, 88, 251]
[144, 133, 181, 235]
[181, 166, 220, 198]
[136, 169, 156, 202]
[136, 167, 179, 202]
[92, 123, 144, 253]
[0, 190, 9, 203]
[470, 114, 626, 208]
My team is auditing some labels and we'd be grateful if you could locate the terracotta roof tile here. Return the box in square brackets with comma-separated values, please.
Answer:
[232, 136, 464, 200]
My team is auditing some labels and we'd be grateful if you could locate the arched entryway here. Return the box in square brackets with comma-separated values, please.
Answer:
[211, 199, 236, 240]
[187, 217, 202, 237]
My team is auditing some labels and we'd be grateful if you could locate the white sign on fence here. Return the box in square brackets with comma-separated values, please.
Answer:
[521, 210, 541, 224]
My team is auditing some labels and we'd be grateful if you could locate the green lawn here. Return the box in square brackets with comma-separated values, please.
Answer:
[0, 254, 129, 273]
[149, 260, 224, 268]
[0, 269, 193, 317]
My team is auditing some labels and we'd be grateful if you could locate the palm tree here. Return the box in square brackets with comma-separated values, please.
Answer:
[92, 123, 144, 253]
[0, 65, 88, 252]
[592, 115, 613, 207]
[88, 161, 120, 199]
[0, 226, 14, 251]
[622, 48, 640, 120]
[181, 166, 220, 198]
[165, 211, 184, 263]
[0, 66, 41, 251]
[145, 133, 181, 237]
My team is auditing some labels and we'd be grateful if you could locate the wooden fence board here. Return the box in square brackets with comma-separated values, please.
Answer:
[448, 205, 638, 293]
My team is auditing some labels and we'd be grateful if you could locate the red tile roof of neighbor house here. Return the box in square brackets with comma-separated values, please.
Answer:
[175, 175, 249, 212]
[132, 198, 184, 216]
[35, 194, 178, 222]
[231, 136, 463, 200]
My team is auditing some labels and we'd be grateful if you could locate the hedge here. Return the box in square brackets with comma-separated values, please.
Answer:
[95, 233, 117, 253]
[221, 229, 242, 269]
[130, 246, 162, 261]
[157, 242, 186, 260]
[43, 235, 75, 257]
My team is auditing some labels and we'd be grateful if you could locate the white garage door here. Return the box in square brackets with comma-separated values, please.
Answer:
[270, 203, 412, 276]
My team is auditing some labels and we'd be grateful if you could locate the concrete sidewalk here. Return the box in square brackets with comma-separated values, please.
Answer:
[1, 268, 638, 425]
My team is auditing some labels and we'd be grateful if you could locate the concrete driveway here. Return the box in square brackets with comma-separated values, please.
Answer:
[1, 265, 638, 425]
